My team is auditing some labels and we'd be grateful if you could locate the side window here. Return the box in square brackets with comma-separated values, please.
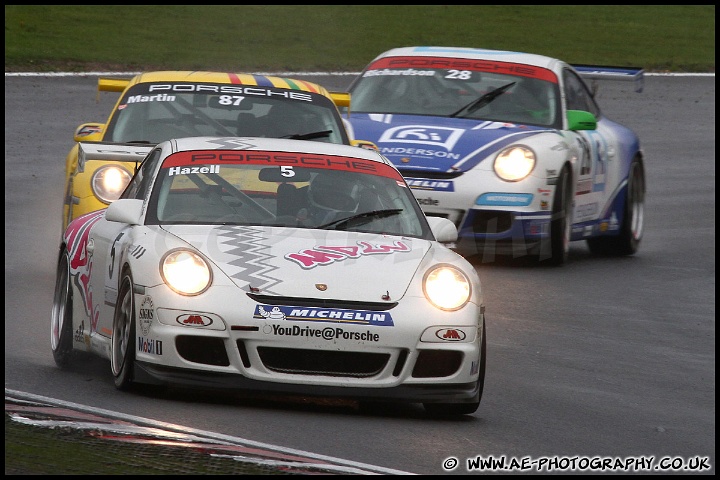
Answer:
[562, 70, 600, 117]
[121, 149, 161, 200]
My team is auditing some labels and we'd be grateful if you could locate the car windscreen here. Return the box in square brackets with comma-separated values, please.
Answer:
[105, 82, 350, 145]
[145, 149, 433, 239]
[348, 57, 562, 128]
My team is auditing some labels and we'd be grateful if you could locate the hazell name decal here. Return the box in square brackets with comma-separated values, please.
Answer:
[368, 56, 558, 83]
[285, 240, 410, 269]
[255, 304, 395, 327]
[168, 165, 220, 176]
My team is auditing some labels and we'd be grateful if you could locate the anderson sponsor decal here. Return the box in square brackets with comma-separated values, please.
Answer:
[378, 125, 465, 151]
[254, 304, 394, 326]
[263, 324, 381, 342]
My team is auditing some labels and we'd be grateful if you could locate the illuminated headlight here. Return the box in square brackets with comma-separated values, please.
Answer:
[494, 146, 535, 181]
[161, 250, 212, 296]
[91, 165, 132, 204]
[423, 264, 471, 311]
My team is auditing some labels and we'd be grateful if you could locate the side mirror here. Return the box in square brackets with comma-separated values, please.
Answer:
[73, 123, 105, 142]
[426, 216, 458, 243]
[350, 139, 379, 150]
[106, 199, 144, 225]
[567, 110, 597, 131]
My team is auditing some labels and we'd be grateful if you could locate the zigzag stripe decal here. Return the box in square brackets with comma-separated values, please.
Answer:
[214, 225, 282, 293]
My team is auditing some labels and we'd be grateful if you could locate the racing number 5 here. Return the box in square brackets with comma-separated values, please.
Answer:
[280, 166, 296, 178]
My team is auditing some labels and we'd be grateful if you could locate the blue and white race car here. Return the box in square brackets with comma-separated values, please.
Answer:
[343, 46, 646, 265]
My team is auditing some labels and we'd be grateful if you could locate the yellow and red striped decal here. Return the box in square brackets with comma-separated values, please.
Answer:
[226, 73, 320, 92]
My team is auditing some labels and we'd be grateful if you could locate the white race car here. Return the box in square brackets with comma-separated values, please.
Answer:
[51, 136, 486, 416]
[344, 46, 647, 265]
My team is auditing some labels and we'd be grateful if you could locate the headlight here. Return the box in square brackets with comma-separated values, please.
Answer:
[91, 165, 132, 204]
[423, 264, 471, 311]
[161, 250, 212, 296]
[494, 146, 535, 182]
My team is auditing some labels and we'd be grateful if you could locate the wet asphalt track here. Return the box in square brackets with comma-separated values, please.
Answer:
[4, 73, 715, 475]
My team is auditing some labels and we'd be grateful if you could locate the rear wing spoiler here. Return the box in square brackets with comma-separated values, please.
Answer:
[329, 91, 351, 108]
[77, 141, 155, 172]
[572, 65, 645, 93]
[98, 78, 131, 92]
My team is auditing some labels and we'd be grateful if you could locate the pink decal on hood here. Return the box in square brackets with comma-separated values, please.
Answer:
[285, 240, 410, 269]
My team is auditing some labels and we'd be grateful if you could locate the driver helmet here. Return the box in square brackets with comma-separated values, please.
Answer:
[307, 172, 361, 218]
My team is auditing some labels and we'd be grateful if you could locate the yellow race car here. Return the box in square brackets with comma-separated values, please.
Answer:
[62, 71, 373, 231]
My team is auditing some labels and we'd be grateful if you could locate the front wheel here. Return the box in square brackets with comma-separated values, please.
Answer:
[51, 249, 74, 367]
[112, 271, 137, 390]
[587, 156, 645, 256]
[540, 165, 572, 265]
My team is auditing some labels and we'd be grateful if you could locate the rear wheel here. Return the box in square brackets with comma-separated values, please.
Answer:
[424, 318, 486, 417]
[112, 271, 137, 390]
[587, 156, 645, 256]
[51, 249, 74, 367]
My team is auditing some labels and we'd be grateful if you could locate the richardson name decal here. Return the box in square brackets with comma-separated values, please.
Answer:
[264, 324, 380, 342]
[255, 305, 394, 326]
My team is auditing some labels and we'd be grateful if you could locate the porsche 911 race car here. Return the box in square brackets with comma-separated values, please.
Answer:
[52, 136, 486, 416]
[343, 46, 647, 265]
[63, 71, 375, 232]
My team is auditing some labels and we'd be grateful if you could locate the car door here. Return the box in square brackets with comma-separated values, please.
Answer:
[563, 69, 614, 229]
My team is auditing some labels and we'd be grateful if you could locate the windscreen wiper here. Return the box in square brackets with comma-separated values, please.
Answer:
[317, 208, 403, 230]
[282, 130, 332, 140]
[450, 82, 516, 117]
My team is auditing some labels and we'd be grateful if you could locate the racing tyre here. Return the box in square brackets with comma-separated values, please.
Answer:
[542, 165, 572, 265]
[587, 156, 645, 256]
[424, 318, 486, 417]
[51, 249, 74, 367]
[112, 271, 137, 390]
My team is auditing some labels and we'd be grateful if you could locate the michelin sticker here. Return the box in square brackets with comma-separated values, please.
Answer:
[255, 304, 394, 326]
